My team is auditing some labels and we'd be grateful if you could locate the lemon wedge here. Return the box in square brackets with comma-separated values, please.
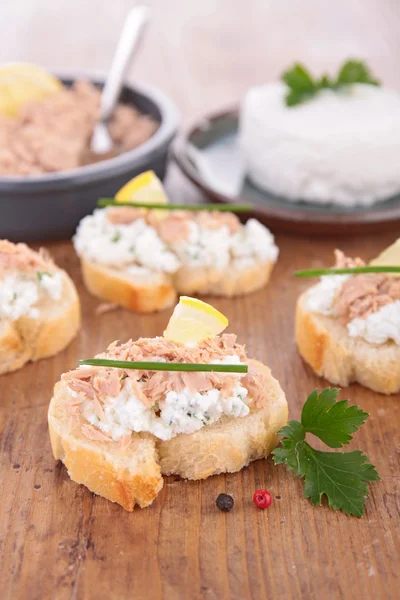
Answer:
[370, 238, 400, 273]
[164, 296, 229, 345]
[0, 63, 62, 117]
[115, 171, 169, 205]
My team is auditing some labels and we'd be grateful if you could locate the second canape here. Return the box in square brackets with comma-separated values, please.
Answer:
[73, 172, 279, 312]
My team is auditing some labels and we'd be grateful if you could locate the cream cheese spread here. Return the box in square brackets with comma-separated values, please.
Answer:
[73, 208, 180, 274]
[0, 271, 63, 320]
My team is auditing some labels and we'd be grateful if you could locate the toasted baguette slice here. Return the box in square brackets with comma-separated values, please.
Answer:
[48, 359, 288, 511]
[173, 260, 275, 297]
[296, 292, 400, 395]
[81, 257, 176, 313]
[0, 271, 80, 375]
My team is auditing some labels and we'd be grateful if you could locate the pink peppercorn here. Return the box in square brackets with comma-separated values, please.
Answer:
[253, 489, 272, 509]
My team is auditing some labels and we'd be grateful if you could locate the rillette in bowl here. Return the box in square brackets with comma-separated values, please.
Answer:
[0, 71, 179, 241]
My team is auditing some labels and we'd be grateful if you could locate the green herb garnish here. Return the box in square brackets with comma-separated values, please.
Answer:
[282, 59, 380, 107]
[97, 199, 253, 212]
[111, 232, 121, 243]
[272, 388, 379, 517]
[36, 271, 52, 281]
[79, 358, 248, 373]
[295, 266, 400, 278]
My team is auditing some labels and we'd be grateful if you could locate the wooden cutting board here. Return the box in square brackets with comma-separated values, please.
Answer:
[2, 0, 400, 597]
[1, 226, 399, 599]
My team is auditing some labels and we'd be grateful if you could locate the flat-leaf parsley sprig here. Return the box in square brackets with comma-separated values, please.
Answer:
[282, 59, 380, 107]
[272, 388, 379, 517]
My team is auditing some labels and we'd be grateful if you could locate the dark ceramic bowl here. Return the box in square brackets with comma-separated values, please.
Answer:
[0, 71, 180, 241]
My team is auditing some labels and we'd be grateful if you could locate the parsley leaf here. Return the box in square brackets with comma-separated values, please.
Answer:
[303, 447, 379, 516]
[301, 387, 368, 448]
[281, 63, 316, 107]
[272, 388, 379, 517]
[281, 59, 380, 107]
[282, 64, 315, 93]
[337, 60, 380, 86]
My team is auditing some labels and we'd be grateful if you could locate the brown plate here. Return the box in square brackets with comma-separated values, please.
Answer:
[173, 108, 400, 235]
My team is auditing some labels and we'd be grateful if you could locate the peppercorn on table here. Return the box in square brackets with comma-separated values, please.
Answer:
[1, 1, 400, 599]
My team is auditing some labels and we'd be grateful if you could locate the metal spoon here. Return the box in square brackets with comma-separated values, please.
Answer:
[90, 5, 150, 155]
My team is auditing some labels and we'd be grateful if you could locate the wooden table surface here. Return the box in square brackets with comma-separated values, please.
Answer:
[1, 1, 400, 598]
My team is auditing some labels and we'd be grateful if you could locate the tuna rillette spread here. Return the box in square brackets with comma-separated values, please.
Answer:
[240, 66, 400, 207]
[305, 251, 400, 345]
[62, 335, 267, 443]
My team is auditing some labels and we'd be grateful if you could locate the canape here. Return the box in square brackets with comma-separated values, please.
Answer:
[295, 241, 400, 394]
[0, 240, 80, 374]
[73, 172, 279, 311]
[48, 296, 288, 510]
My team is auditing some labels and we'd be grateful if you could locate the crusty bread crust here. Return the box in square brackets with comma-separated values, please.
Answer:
[81, 257, 177, 313]
[296, 291, 400, 395]
[49, 379, 163, 511]
[80, 256, 275, 311]
[48, 359, 288, 511]
[173, 260, 275, 297]
[0, 271, 80, 375]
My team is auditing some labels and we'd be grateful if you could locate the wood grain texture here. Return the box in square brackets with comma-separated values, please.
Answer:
[1, 1, 400, 598]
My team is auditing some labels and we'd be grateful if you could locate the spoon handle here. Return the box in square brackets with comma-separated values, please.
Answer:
[100, 6, 150, 121]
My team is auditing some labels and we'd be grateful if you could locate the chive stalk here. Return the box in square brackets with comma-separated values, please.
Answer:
[97, 199, 253, 212]
[79, 358, 248, 373]
[294, 266, 400, 278]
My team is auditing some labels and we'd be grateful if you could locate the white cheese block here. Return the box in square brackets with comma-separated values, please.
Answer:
[239, 82, 400, 206]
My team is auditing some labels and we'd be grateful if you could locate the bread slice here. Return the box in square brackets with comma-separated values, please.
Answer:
[48, 359, 288, 511]
[173, 260, 275, 297]
[80, 257, 274, 311]
[0, 271, 80, 375]
[296, 292, 400, 394]
[81, 257, 176, 313]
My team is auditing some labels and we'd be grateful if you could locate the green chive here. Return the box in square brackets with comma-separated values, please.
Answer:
[97, 199, 253, 212]
[294, 266, 400, 278]
[36, 270, 52, 281]
[79, 358, 248, 373]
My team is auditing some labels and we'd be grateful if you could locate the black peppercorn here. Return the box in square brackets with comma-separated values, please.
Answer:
[216, 493, 234, 512]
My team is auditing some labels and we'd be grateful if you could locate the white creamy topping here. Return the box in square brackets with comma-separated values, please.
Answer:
[347, 300, 400, 345]
[73, 208, 180, 273]
[0, 275, 39, 320]
[172, 218, 279, 270]
[80, 355, 250, 441]
[305, 275, 400, 345]
[0, 271, 63, 320]
[240, 82, 400, 206]
[305, 275, 351, 316]
[38, 272, 63, 300]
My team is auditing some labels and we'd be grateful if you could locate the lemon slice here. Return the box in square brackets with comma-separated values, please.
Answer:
[0, 63, 62, 117]
[115, 171, 169, 205]
[164, 296, 229, 345]
[370, 238, 400, 267]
